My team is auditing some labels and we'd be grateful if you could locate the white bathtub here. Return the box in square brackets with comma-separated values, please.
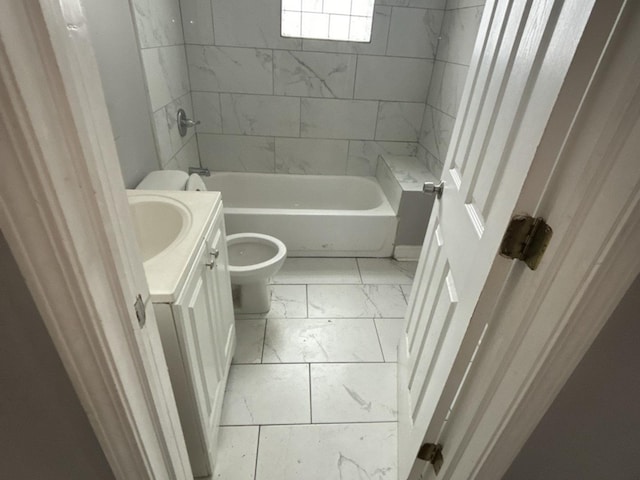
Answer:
[203, 173, 397, 257]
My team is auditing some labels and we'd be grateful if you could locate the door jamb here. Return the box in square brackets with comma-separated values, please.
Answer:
[0, 1, 192, 478]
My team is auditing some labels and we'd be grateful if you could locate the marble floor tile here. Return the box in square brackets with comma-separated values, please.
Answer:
[374, 318, 405, 362]
[311, 363, 397, 423]
[357, 258, 418, 284]
[235, 284, 307, 319]
[401, 284, 414, 303]
[221, 364, 310, 425]
[233, 319, 266, 364]
[262, 318, 383, 363]
[213, 426, 259, 480]
[308, 284, 407, 318]
[256, 423, 396, 480]
[272, 258, 362, 284]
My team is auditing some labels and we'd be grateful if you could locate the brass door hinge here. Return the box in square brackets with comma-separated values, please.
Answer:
[134, 294, 146, 328]
[499, 215, 553, 270]
[417, 442, 444, 475]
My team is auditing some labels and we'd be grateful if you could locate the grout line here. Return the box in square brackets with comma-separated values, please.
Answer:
[238, 314, 406, 321]
[384, 7, 393, 55]
[253, 425, 261, 480]
[271, 48, 275, 96]
[355, 258, 364, 284]
[180, 42, 440, 61]
[217, 92, 224, 133]
[352, 54, 359, 99]
[373, 100, 381, 140]
[222, 420, 398, 428]
[305, 284, 309, 318]
[308, 363, 313, 423]
[372, 318, 387, 362]
[304, 360, 390, 366]
[446, 4, 486, 12]
[232, 359, 399, 365]
[426, 101, 457, 120]
[298, 97, 302, 138]
[195, 131, 413, 143]
[260, 318, 268, 363]
[400, 284, 411, 304]
[209, 0, 216, 45]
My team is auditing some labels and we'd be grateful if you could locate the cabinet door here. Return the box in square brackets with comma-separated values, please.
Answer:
[205, 210, 235, 365]
[172, 239, 224, 476]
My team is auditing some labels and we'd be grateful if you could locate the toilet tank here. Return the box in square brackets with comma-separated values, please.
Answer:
[136, 170, 189, 190]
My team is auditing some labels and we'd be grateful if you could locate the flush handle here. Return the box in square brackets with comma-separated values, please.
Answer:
[423, 181, 445, 199]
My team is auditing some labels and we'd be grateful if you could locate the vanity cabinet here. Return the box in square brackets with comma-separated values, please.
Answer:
[152, 200, 235, 477]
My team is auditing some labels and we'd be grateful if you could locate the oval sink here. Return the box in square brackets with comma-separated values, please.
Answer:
[129, 196, 192, 262]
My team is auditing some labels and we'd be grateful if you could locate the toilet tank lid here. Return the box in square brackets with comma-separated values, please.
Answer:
[136, 170, 189, 190]
[186, 173, 207, 191]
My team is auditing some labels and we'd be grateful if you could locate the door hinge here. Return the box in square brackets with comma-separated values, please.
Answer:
[499, 215, 553, 271]
[417, 442, 444, 475]
[134, 294, 146, 328]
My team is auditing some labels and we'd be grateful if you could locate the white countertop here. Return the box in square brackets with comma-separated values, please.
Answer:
[127, 190, 222, 303]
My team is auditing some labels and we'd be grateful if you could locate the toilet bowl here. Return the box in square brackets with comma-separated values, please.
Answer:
[136, 170, 288, 313]
[227, 233, 287, 314]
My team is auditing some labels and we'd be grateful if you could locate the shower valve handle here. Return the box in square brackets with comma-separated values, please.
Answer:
[177, 108, 200, 137]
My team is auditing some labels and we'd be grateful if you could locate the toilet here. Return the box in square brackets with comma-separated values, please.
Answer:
[227, 233, 287, 314]
[136, 170, 287, 313]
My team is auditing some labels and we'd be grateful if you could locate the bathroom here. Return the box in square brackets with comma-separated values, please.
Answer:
[91, 0, 484, 258]
[5, 1, 640, 479]
[3, 0, 488, 477]
[98, 0, 482, 477]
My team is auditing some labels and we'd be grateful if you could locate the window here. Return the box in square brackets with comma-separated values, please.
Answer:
[281, 0, 375, 42]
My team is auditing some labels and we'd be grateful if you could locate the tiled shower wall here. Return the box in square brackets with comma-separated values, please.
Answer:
[132, 0, 201, 172]
[418, 0, 485, 178]
[180, 0, 447, 176]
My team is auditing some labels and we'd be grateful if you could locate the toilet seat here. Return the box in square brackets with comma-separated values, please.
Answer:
[227, 233, 287, 284]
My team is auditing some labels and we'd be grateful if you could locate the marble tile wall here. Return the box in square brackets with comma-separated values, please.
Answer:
[417, 0, 485, 178]
[181, 0, 448, 176]
[132, 0, 201, 172]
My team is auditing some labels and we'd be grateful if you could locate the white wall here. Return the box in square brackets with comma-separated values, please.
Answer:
[0, 232, 115, 479]
[503, 274, 640, 479]
[84, 0, 160, 188]
[181, 0, 447, 176]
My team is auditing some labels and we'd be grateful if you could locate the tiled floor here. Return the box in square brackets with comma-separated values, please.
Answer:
[214, 258, 416, 480]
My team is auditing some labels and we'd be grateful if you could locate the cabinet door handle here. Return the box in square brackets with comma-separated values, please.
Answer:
[205, 249, 219, 270]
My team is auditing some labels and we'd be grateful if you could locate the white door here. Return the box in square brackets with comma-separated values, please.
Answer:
[398, 0, 598, 478]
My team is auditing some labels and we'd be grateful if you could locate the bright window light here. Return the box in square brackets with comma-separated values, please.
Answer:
[281, 0, 375, 42]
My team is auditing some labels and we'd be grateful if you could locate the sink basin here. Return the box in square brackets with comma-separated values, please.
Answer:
[129, 195, 192, 262]
[127, 189, 221, 302]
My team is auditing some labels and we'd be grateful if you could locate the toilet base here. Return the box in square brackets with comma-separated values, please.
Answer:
[232, 281, 272, 314]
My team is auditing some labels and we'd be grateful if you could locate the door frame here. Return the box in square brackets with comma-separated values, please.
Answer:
[0, 1, 191, 478]
[1, 2, 638, 480]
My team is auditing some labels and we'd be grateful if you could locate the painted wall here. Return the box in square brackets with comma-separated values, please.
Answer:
[181, 0, 447, 176]
[0, 232, 115, 479]
[84, 0, 160, 188]
[132, 0, 201, 172]
[504, 274, 640, 479]
[418, 0, 485, 178]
